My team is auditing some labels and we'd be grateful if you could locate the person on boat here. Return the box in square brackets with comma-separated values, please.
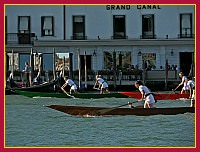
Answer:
[134, 80, 156, 108]
[94, 75, 110, 94]
[173, 72, 189, 94]
[22, 62, 31, 87]
[185, 77, 195, 107]
[61, 76, 78, 94]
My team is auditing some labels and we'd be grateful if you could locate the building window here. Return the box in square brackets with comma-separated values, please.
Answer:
[18, 16, 31, 44]
[7, 53, 19, 71]
[113, 15, 126, 39]
[142, 53, 156, 70]
[104, 51, 131, 70]
[180, 13, 193, 38]
[142, 14, 155, 39]
[72, 16, 86, 40]
[41, 16, 54, 36]
[18, 16, 30, 33]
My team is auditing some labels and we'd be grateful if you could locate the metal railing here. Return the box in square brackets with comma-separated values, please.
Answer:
[6, 33, 36, 45]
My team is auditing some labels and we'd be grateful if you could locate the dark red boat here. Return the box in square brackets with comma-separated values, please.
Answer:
[119, 92, 189, 100]
[46, 105, 195, 116]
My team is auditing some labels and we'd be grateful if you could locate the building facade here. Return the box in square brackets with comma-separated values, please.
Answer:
[5, 5, 195, 85]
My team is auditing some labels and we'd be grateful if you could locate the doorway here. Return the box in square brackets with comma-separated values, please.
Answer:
[80, 55, 91, 72]
[179, 52, 194, 76]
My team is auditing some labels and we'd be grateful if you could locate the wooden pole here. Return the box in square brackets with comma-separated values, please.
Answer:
[165, 59, 168, 89]
[84, 51, 87, 89]
[11, 49, 14, 78]
[69, 53, 73, 79]
[53, 48, 56, 80]
[6, 53, 9, 87]
[113, 50, 116, 90]
[38, 55, 42, 79]
[78, 48, 81, 90]
[63, 56, 65, 77]
[142, 60, 146, 85]
[29, 48, 33, 86]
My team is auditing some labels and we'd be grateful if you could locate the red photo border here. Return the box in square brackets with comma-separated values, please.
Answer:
[1, 0, 199, 152]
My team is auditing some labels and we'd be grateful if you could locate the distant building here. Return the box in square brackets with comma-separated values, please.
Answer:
[5, 5, 195, 79]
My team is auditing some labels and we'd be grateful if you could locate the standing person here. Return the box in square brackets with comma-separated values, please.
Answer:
[173, 72, 188, 94]
[61, 76, 78, 95]
[185, 77, 195, 107]
[22, 62, 31, 87]
[94, 75, 109, 94]
[134, 80, 156, 108]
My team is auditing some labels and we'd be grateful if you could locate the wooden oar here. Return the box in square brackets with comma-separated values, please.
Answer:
[163, 84, 181, 100]
[172, 85, 180, 93]
[97, 100, 139, 115]
[61, 88, 75, 98]
[164, 88, 177, 100]
[93, 87, 100, 90]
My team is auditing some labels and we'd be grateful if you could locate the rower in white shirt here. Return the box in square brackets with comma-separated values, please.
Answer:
[185, 76, 195, 107]
[134, 80, 156, 108]
[94, 75, 110, 94]
[173, 72, 189, 94]
[61, 76, 78, 94]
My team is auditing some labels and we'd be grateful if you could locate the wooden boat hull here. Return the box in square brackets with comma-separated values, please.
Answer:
[46, 105, 195, 116]
[5, 88, 18, 95]
[14, 90, 70, 98]
[6, 79, 58, 95]
[14, 90, 190, 100]
[120, 92, 190, 100]
[13, 90, 128, 99]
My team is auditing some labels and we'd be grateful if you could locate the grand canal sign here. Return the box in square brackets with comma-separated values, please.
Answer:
[106, 5, 161, 10]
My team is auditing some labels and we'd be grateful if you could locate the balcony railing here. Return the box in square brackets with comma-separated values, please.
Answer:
[178, 34, 195, 38]
[6, 33, 18, 44]
[140, 34, 157, 39]
[6, 33, 36, 45]
[70, 35, 87, 40]
[112, 32, 128, 39]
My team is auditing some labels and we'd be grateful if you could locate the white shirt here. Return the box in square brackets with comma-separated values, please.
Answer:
[187, 80, 195, 89]
[66, 79, 75, 86]
[97, 78, 105, 84]
[182, 76, 187, 87]
[139, 85, 151, 95]
[97, 77, 108, 88]
[139, 85, 155, 104]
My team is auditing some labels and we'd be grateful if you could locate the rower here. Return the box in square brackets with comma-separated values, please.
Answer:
[61, 76, 79, 94]
[185, 76, 195, 107]
[173, 72, 189, 94]
[94, 75, 110, 94]
[134, 80, 156, 108]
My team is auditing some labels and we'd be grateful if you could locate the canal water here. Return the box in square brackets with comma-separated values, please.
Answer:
[5, 95, 195, 147]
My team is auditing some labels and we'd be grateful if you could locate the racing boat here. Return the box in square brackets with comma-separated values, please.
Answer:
[13, 90, 190, 100]
[46, 105, 195, 116]
[13, 90, 128, 99]
[120, 92, 190, 100]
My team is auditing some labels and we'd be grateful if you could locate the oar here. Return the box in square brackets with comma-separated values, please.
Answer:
[97, 100, 139, 115]
[172, 85, 180, 93]
[61, 88, 75, 98]
[164, 87, 179, 100]
[93, 87, 100, 90]
[162, 84, 181, 100]
[93, 82, 100, 90]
